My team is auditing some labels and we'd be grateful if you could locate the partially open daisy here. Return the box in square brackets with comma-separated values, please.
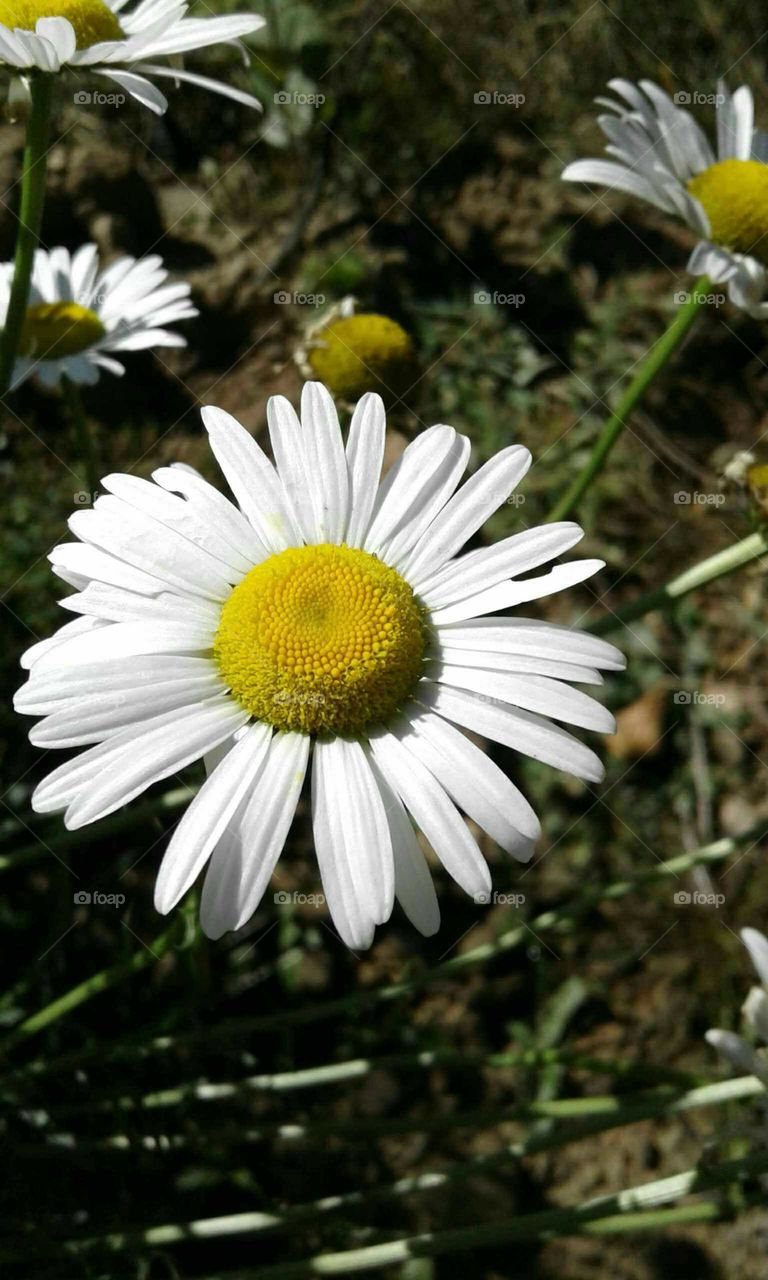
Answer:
[706, 927, 768, 1085]
[0, 243, 197, 389]
[16, 382, 624, 948]
[563, 80, 768, 317]
[0, 0, 264, 114]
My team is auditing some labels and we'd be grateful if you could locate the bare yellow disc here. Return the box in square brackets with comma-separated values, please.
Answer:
[688, 159, 768, 263]
[215, 544, 428, 736]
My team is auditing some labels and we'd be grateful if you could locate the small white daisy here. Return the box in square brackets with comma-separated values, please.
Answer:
[15, 383, 624, 948]
[0, 0, 264, 114]
[1, 243, 197, 389]
[562, 79, 768, 317]
[707, 927, 768, 1084]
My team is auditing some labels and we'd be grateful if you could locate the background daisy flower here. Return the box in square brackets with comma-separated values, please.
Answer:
[0, 0, 264, 113]
[707, 927, 768, 1085]
[0, 243, 198, 389]
[562, 79, 768, 317]
[15, 382, 623, 949]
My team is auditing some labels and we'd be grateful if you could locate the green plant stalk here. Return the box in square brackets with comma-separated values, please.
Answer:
[590, 530, 768, 635]
[62, 375, 99, 498]
[0, 834, 740, 1085]
[0, 917, 183, 1055]
[0, 74, 54, 399]
[548, 277, 710, 523]
[7, 1144, 766, 1266]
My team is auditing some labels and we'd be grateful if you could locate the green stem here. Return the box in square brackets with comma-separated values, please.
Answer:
[0, 917, 183, 1055]
[62, 375, 99, 499]
[6, 1145, 765, 1266]
[0, 74, 54, 399]
[590, 530, 768, 635]
[548, 277, 710, 523]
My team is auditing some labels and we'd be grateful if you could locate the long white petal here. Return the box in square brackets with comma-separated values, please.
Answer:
[154, 721, 272, 913]
[368, 730, 491, 899]
[419, 682, 604, 783]
[200, 731, 310, 939]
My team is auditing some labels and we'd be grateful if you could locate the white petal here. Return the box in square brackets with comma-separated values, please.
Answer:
[435, 644, 602, 685]
[404, 708, 540, 855]
[418, 523, 584, 608]
[344, 392, 385, 548]
[742, 927, 768, 988]
[63, 697, 248, 828]
[368, 730, 491, 900]
[202, 405, 301, 553]
[61, 582, 219, 628]
[70, 500, 232, 601]
[29, 673, 224, 747]
[200, 731, 310, 939]
[152, 464, 267, 565]
[16, 654, 217, 715]
[435, 618, 626, 671]
[311, 745, 375, 950]
[95, 68, 168, 114]
[419, 682, 604, 784]
[49, 542, 173, 597]
[101, 473, 253, 577]
[366, 752, 439, 936]
[131, 62, 263, 111]
[428, 664, 616, 734]
[403, 445, 531, 581]
[154, 721, 272, 913]
[32, 698, 244, 818]
[300, 382, 349, 544]
[30, 619, 214, 673]
[266, 394, 315, 545]
[378, 434, 470, 569]
[364, 425, 462, 554]
[20, 615, 106, 670]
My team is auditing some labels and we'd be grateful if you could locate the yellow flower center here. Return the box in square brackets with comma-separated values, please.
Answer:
[0, 0, 122, 47]
[18, 302, 105, 359]
[688, 159, 768, 264]
[214, 544, 427, 736]
[307, 314, 415, 405]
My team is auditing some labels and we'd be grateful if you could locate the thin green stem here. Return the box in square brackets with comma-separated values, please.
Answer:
[1, 837, 741, 1085]
[62, 375, 99, 499]
[0, 74, 54, 399]
[590, 530, 768, 635]
[4, 1143, 765, 1266]
[0, 917, 185, 1055]
[548, 277, 710, 523]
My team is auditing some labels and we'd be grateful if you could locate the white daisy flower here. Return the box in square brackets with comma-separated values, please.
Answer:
[15, 383, 624, 948]
[562, 79, 768, 318]
[0, 0, 264, 114]
[0, 243, 198, 389]
[707, 927, 768, 1085]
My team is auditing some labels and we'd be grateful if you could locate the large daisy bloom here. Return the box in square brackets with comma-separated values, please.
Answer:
[562, 80, 768, 318]
[1, 243, 198, 389]
[15, 383, 624, 948]
[0, 0, 264, 114]
[707, 927, 768, 1085]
